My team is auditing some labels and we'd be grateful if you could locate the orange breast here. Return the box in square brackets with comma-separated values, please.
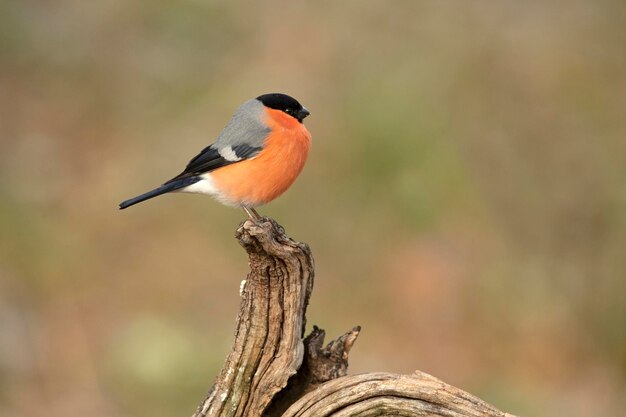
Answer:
[210, 108, 312, 207]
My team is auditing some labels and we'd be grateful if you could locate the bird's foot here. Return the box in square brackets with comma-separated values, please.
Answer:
[243, 207, 262, 223]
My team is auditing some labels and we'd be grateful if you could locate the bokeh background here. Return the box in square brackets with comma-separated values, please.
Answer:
[1, 1, 625, 416]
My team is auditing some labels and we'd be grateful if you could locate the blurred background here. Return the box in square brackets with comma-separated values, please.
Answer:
[1, 1, 625, 416]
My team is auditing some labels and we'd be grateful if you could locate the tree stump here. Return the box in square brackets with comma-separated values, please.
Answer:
[191, 218, 517, 417]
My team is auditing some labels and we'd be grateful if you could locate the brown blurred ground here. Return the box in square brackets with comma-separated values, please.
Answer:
[1, 1, 625, 417]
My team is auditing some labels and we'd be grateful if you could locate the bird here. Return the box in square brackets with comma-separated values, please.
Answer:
[119, 93, 311, 221]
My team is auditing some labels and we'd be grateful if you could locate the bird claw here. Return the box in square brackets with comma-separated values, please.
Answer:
[243, 207, 262, 223]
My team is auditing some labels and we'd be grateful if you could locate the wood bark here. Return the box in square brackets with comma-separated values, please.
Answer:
[191, 218, 517, 417]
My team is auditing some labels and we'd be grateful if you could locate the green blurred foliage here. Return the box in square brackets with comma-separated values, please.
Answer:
[1, 1, 625, 417]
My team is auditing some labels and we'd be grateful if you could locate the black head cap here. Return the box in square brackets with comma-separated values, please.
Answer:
[256, 93, 310, 122]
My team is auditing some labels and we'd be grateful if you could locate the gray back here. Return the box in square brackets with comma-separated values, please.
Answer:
[213, 99, 270, 149]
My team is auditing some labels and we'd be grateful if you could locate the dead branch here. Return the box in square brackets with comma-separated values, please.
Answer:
[191, 218, 516, 417]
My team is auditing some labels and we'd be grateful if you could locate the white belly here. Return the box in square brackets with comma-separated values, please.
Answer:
[179, 173, 239, 207]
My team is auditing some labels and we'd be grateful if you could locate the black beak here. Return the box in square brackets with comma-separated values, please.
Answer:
[297, 107, 310, 122]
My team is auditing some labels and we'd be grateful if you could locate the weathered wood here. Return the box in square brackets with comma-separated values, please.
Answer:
[192, 218, 314, 417]
[281, 372, 518, 417]
[191, 218, 516, 417]
[265, 325, 362, 417]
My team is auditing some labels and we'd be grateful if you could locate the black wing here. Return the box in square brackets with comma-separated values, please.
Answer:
[166, 144, 263, 184]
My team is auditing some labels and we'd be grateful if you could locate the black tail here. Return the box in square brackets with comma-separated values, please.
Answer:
[119, 176, 200, 209]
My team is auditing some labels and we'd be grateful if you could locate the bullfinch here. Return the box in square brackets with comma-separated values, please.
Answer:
[118, 93, 311, 220]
